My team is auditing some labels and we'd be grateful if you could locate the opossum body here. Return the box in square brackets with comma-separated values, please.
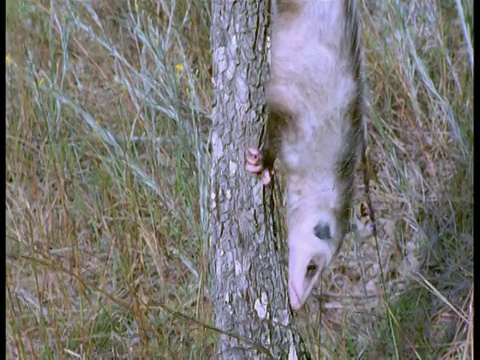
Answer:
[246, 0, 365, 311]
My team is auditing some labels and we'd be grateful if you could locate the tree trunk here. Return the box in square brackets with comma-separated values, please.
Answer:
[209, 1, 311, 359]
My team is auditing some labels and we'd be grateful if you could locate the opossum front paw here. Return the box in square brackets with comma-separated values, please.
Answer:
[246, 148, 274, 185]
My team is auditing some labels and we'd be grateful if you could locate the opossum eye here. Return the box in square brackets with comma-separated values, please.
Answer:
[314, 222, 331, 240]
[306, 261, 319, 279]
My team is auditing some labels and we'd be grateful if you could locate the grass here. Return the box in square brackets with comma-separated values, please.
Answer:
[5, 0, 473, 359]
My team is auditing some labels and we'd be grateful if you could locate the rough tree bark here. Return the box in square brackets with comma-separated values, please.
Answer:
[209, 1, 311, 359]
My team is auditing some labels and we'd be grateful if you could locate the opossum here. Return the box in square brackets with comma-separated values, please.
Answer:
[246, 0, 365, 311]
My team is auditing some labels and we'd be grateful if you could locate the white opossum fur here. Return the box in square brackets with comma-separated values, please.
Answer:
[246, 0, 365, 310]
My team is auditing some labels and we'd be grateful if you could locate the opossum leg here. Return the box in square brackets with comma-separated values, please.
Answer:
[246, 110, 284, 185]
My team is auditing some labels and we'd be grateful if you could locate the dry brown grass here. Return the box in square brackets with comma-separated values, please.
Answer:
[6, 0, 472, 359]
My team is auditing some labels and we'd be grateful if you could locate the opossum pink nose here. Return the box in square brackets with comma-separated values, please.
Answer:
[314, 222, 331, 240]
[289, 285, 303, 311]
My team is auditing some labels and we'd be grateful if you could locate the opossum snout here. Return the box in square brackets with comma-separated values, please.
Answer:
[288, 244, 332, 311]
[288, 218, 335, 311]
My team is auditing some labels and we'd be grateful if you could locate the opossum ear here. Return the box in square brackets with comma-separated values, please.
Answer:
[288, 242, 333, 311]
[314, 222, 331, 241]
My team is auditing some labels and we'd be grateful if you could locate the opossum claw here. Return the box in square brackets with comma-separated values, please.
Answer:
[261, 168, 272, 185]
[246, 148, 274, 185]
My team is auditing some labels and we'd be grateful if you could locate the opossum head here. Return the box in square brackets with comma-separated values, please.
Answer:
[285, 173, 354, 311]
[287, 210, 337, 311]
